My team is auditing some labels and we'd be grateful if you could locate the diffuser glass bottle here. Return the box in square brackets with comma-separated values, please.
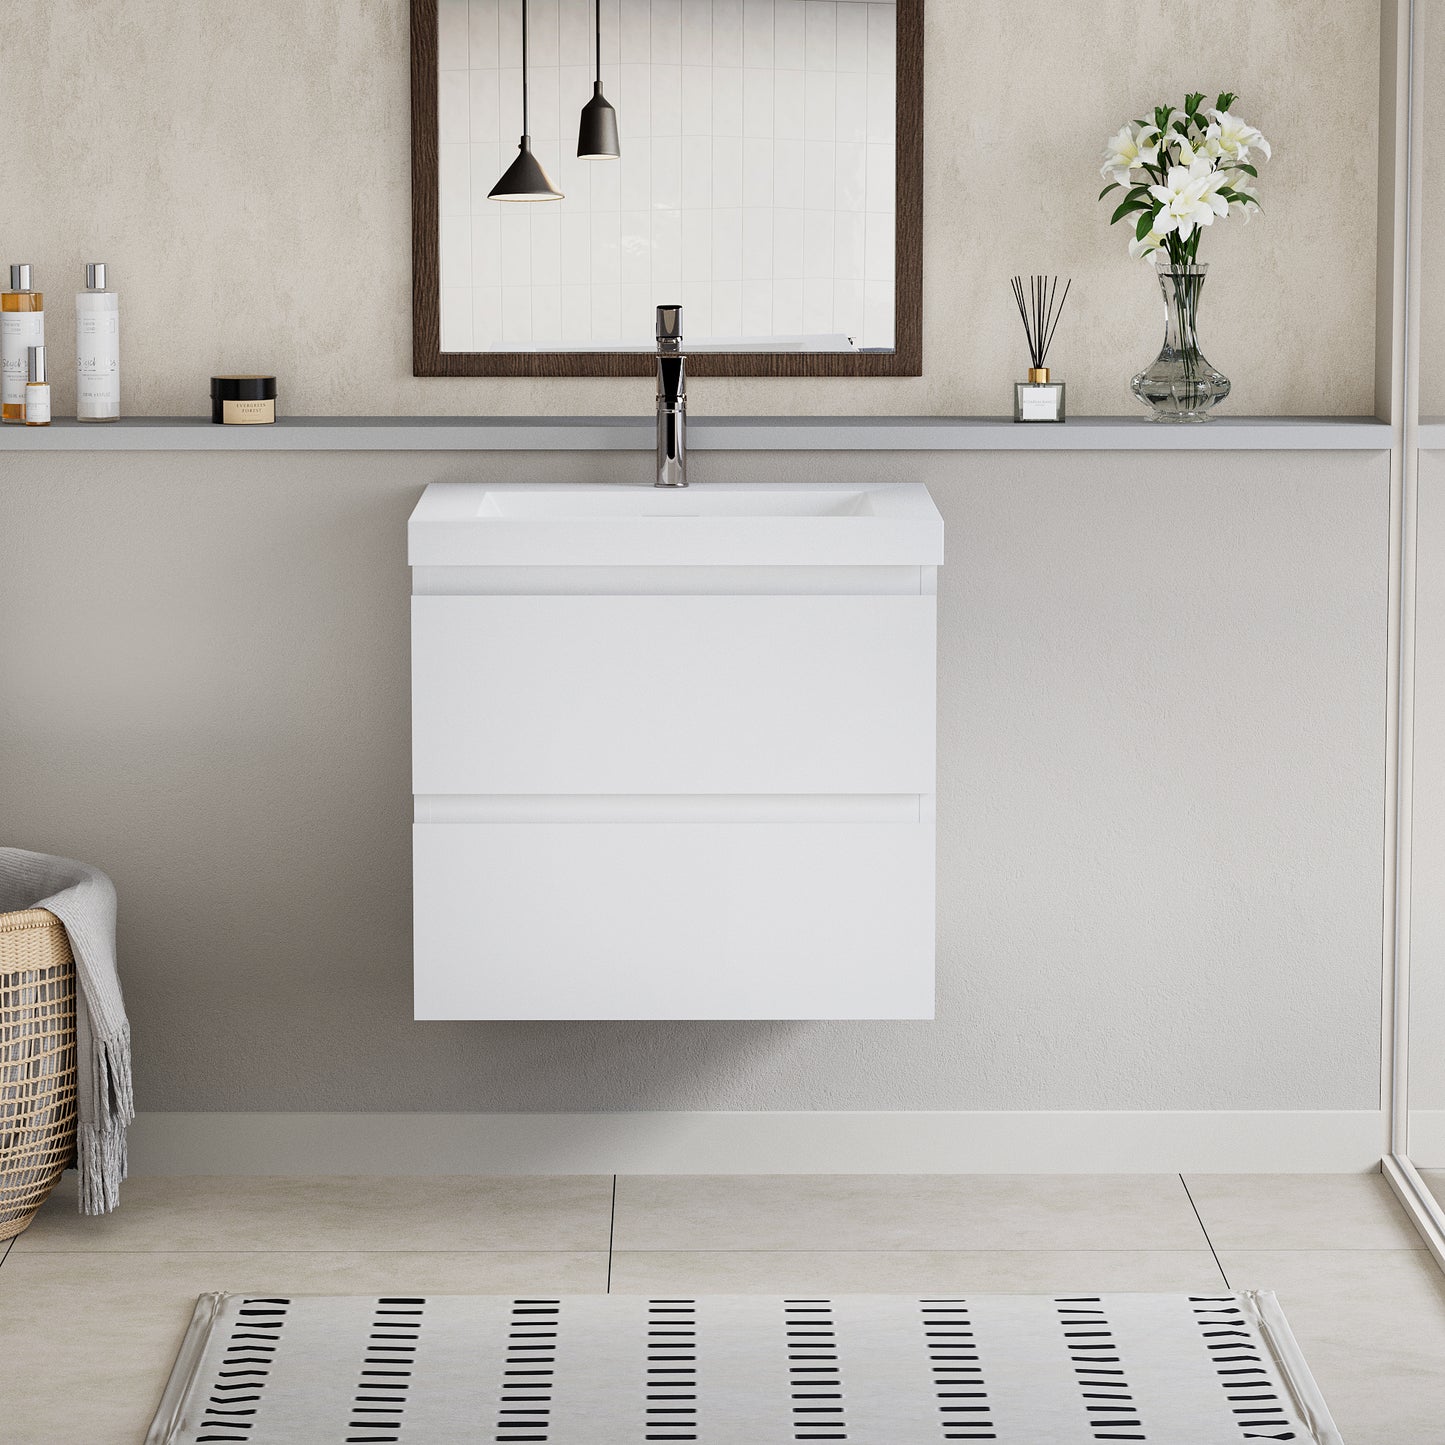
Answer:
[1010, 274, 1069, 423]
[1015, 370, 1066, 422]
[1, 265, 44, 425]
[76, 262, 120, 422]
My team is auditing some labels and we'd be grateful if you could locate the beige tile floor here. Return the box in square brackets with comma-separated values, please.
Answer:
[2, 1171, 1442, 1444]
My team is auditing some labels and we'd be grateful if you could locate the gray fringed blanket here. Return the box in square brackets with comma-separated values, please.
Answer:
[0, 848, 132, 1214]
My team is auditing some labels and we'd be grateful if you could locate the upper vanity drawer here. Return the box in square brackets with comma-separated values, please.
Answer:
[412, 594, 936, 795]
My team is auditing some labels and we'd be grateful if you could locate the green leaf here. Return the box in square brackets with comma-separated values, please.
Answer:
[1136, 210, 1157, 241]
[1233, 163, 1258, 177]
[1099, 182, 1121, 201]
[1111, 196, 1148, 224]
[1216, 91, 1236, 113]
[1185, 91, 1204, 115]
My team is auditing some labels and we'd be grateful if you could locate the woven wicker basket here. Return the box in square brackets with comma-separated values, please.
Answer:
[0, 908, 78, 1240]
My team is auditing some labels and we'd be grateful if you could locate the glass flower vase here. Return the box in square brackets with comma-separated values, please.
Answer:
[1130, 263, 1230, 422]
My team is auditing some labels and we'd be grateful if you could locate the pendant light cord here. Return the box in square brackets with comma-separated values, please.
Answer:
[595, 0, 601, 85]
[522, 0, 530, 136]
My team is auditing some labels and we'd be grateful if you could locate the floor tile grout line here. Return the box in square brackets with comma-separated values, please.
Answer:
[577, 1246, 1268, 1256]
[6, 1246, 615, 1255]
[9, 1244, 1430, 1260]
[605, 1173, 617, 1293]
[5, 1246, 618, 1256]
[1178, 1174, 1230, 1289]
[3, 1245, 1247, 1257]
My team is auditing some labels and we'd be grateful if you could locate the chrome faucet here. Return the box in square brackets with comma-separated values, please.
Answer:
[655, 304, 687, 488]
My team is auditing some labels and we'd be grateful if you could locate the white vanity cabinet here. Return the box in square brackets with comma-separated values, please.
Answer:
[408, 481, 943, 1020]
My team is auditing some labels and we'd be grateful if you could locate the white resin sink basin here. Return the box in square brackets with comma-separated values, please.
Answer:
[409, 482, 943, 567]
[478, 489, 875, 518]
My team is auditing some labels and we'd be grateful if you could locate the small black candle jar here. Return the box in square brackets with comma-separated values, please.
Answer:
[211, 375, 277, 425]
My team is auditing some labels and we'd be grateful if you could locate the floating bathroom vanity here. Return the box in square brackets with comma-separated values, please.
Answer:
[408, 481, 944, 1019]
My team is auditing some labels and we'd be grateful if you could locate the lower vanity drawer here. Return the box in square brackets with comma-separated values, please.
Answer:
[413, 820, 935, 1020]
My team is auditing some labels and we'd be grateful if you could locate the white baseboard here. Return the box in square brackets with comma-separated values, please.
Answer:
[1407, 1110, 1445, 1166]
[126, 1109, 1385, 1176]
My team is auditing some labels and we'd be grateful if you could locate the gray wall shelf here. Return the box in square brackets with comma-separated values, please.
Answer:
[0, 415, 1392, 453]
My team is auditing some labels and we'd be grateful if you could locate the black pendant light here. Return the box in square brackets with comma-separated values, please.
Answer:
[490, 0, 563, 201]
[576, 0, 620, 159]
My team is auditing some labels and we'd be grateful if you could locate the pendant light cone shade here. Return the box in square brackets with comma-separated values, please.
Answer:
[489, 135, 564, 200]
[490, 0, 563, 201]
[578, 82, 620, 159]
[577, 0, 620, 159]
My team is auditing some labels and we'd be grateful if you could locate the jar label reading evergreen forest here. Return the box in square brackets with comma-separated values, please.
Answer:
[222, 398, 275, 424]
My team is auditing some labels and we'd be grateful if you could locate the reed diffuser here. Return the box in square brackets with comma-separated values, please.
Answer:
[1010, 274, 1070, 422]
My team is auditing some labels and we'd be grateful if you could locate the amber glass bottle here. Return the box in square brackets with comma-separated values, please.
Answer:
[1, 266, 45, 424]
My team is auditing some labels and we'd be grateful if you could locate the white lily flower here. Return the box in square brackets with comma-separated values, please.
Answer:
[1148, 158, 1230, 241]
[1129, 227, 1166, 260]
[1205, 109, 1271, 164]
[1169, 131, 1201, 164]
[1221, 168, 1259, 220]
[1100, 122, 1162, 186]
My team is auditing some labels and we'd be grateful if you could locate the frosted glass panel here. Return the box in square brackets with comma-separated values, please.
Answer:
[1411, 0, 1445, 1167]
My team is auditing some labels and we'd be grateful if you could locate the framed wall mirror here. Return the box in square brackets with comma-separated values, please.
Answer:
[411, 0, 922, 376]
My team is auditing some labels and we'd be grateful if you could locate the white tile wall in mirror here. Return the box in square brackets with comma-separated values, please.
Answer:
[437, 0, 897, 353]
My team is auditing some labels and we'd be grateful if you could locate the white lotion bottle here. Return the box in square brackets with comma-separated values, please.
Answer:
[76, 262, 120, 421]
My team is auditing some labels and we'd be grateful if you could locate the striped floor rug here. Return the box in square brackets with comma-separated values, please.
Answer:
[146, 1291, 1341, 1444]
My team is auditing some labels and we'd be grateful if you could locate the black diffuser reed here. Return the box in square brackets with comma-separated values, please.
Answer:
[1010, 274, 1071, 375]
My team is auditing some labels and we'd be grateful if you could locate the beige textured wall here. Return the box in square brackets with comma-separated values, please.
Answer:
[4, 0, 1380, 417]
[0, 449, 1388, 1113]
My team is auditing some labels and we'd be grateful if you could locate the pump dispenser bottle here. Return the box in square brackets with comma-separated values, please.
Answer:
[2, 265, 44, 424]
[76, 263, 120, 421]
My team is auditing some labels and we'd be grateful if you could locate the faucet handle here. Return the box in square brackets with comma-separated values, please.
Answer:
[656, 303, 683, 353]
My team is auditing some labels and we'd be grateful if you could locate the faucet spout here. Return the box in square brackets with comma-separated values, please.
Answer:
[655, 304, 687, 488]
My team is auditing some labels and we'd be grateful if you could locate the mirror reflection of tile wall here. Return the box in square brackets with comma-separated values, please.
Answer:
[437, 0, 897, 352]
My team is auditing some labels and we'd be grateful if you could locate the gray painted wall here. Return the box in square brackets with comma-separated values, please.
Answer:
[0, 448, 1388, 1112]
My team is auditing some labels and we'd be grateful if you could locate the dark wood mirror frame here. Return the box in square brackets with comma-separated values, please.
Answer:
[410, 0, 922, 378]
